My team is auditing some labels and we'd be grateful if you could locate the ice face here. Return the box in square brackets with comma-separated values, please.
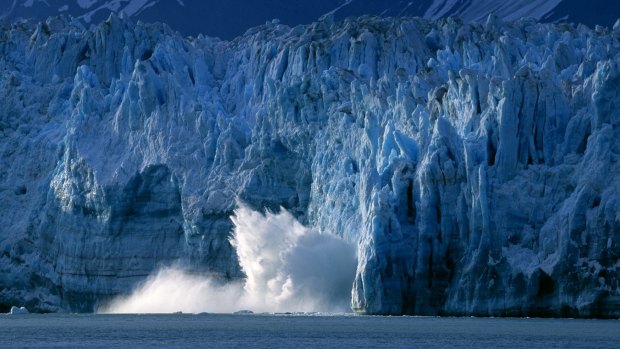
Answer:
[0, 14, 618, 317]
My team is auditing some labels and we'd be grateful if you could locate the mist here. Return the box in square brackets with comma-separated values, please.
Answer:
[100, 204, 357, 314]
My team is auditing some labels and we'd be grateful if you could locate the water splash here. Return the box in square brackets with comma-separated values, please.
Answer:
[100, 204, 356, 314]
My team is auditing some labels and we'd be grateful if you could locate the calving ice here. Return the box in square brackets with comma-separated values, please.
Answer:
[0, 12, 618, 317]
[101, 205, 356, 314]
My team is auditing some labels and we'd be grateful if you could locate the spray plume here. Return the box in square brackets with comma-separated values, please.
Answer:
[100, 204, 356, 313]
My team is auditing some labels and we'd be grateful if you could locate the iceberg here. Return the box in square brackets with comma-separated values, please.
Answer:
[0, 14, 618, 317]
[9, 306, 29, 315]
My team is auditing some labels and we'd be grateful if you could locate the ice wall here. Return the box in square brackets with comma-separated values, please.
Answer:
[0, 14, 618, 317]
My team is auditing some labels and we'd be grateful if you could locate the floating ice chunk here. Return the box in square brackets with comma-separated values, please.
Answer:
[233, 310, 254, 315]
[9, 306, 29, 315]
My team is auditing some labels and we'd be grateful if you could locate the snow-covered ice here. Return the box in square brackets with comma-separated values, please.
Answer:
[0, 14, 618, 317]
[3, 1, 617, 40]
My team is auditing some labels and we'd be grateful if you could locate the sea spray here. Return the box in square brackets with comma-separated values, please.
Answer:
[98, 267, 245, 314]
[100, 204, 356, 313]
[231, 204, 357, 312]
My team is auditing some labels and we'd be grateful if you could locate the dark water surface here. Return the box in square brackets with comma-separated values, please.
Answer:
[1, 313, 618, 348]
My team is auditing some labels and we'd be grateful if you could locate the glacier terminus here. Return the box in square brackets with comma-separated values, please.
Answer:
[0, 13, 619, 317]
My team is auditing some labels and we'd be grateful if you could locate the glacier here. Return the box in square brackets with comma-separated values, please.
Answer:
[0, 13, 619, 317]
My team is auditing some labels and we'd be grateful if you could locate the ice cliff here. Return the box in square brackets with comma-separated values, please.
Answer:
[0, 14, 619, 317]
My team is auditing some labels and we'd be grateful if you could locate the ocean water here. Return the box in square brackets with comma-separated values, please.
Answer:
[1, 314, 618, 348]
